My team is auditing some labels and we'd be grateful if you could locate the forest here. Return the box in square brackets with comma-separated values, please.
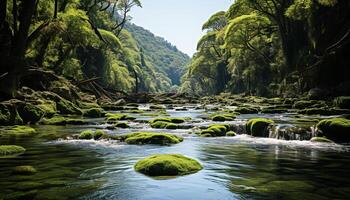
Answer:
[181, 0, 350, 97]
[0, 0, 350, 200]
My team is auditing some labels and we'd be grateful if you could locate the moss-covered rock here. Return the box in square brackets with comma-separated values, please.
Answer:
[334, 96, 350, 109]
[261, 107, 288, 114]
[226, 131, 237, 136]
[246, 118, 274, 137]
[93, 130, 106, 140]
[0, 145, 26, 156]
[118, 132, 183, 145]
[115, 122, 130, 128]
[12, 166, 37, 175]
[37, 100, 57, 117]
[151, 117, 186, 124]
[41, 116, 86, 125]
[17, 103, 45, 124]
[316, 118, 350, 142]
[78, 130, 94, 140]
[83, 108, 105, 118]
[293, 100, 326, 109]
[211, 114, 236, 122]
[134, 154, 202, 176]
[40, 91, 82, 115]
[0, 101, 23, 125]
[151, 121, 178, 129]
[235, 107, 260, 114]
[3, 126, 37, 137]
[149, 105, 165, 110]
[310, 137, 334, 143]
[105, 113, 136, 123]
[199, 124, 231, 137]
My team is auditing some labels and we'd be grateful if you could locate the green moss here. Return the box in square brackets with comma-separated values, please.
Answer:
[200, 124, 229, 137]
[134, 154, 202, 176]
[0, 145, 26, 156]
[56, 98, 82, 115]
[200, 133, 213, 137]
[298, 108, 330, 115]
[115, 122, 130, 128]
[128, 109, 144, 113]
[334, 96, 350, 109]
[151, 121, 178, 129]
[0, 106, 23, 125]
[105, 113, 136, 123]
[78, 130, 94, 140]
[93, 130, 106, 140]
[293, 100, 325, 109]
[118, 132, 183, 145]
[246, 118, 274, 137]
[37, 101, 57, 117]
[83, 108, 105, 118]
[41, 116, 86, 125]
[151, 117, 186, 124]
[3, 126, 37, 137]
[12, 166, 37, 175]
[17, 104, 45, 124]
[226, 131, 237, 136]
[212, 114, 236, 122]
[235, 107, 260, 114]
[150, 105, 165, 110]
[310, 137, 334, 143]
[316, 118, 350, 142]
[261, 108, 288, 114]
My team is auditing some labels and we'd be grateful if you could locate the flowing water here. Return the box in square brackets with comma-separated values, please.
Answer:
[1, 104, 350, 200]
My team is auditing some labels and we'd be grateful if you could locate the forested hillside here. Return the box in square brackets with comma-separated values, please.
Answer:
[181, 0, 350, 97]
[126, 23, 190, 86]
[0, 0, 188, 99]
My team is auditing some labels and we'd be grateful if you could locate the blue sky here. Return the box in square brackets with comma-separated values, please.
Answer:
[130, 0, 233, 56]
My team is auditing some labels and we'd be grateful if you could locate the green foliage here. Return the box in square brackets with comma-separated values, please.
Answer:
[134, 154, 202, 176]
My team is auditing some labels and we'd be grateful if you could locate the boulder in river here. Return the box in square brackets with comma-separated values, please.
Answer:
[316, 118, 350, 142]
[246, 118, 274, 137]
[134, 154, 202, 176]
[117, 132, 183, 145]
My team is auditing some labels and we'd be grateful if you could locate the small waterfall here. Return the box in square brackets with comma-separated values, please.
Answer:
[268, 124, 314, 141]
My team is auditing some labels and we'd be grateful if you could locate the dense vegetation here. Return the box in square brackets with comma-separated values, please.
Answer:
[125, 23, 190, 87]
[0, 0, 188, 100]
[181, 0, 350, 97]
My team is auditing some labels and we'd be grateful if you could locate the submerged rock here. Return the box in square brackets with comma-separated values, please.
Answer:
[316, 118, 350, 142]
[12, 166, 37, 175]
[117, 132, 183, 145]
[134, 154, 202, 176]
[246, 118, 274, 137]
[0, 145, 26, 156]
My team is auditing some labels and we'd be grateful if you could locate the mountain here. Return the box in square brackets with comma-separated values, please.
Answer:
[125, 23, 190, 86]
